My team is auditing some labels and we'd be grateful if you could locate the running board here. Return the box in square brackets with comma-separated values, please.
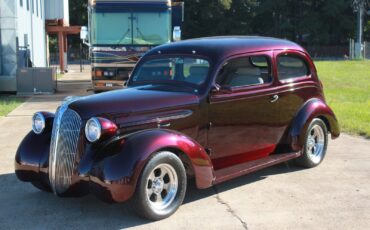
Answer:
[213, 152, 301, 185]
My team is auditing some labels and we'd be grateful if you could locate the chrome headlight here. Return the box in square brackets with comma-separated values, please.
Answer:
[32, 112, 45, 134]
[85, 118, 102, 143]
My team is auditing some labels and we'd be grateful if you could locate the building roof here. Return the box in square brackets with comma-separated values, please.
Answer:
[89, 0, 170, 5]
[146, 36, 306, 62]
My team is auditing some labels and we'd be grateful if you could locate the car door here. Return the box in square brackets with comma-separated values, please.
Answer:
[207, 52, 285, 170]
[273, 51, 322, 146]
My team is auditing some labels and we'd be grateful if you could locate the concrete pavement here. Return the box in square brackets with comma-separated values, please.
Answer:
[0, 70, 369, 229]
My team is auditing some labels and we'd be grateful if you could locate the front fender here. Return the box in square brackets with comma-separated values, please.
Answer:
[15, 131, 51, 183]
[289, 98, 340, 151]
[93, 129, 214, 200]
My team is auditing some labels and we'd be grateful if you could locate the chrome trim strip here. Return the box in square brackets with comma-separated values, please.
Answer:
[49, 98, 81, 194]
[120, 110, 193, 128]
[49, 106, 65, 194]
[92, 63, 136, 68]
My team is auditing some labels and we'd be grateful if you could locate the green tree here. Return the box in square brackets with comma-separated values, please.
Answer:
[364, 19, 370, 40]
[182, 0, 229, 38]
[183, 0, 259, 38]
[252, 0, 355, 45]
[68, 0, 360, 46]
[69, 0, 88, 26]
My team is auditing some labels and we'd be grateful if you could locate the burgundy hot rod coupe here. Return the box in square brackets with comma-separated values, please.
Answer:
[16, 37, 339, 220]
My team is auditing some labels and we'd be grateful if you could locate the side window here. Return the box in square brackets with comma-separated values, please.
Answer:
[183, 58, 210, 85]
[277, 55, 310, 81]
[132, 57, 209, 86]
[216, 55, 272, 88]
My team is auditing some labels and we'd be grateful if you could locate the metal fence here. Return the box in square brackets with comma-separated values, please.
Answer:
[349, 39, 370, 60]
[365, 42, 370, 59]
[305, 46, 349, 60]
[49, 46, 90, 72]
[49, 47, 89, 65]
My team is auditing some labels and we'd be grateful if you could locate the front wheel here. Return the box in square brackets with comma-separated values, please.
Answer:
[295, 118, 328, 168]
[132, 151, 187, 220]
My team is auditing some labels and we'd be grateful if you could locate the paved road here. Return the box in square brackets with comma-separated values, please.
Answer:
[0, 71, 369, 229]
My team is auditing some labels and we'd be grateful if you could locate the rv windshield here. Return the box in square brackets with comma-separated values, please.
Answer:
[91, 10, 171, 45]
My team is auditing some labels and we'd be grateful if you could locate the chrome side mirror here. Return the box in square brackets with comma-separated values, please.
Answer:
[173, 26, 181, 42]
[80, 26, 89, 42]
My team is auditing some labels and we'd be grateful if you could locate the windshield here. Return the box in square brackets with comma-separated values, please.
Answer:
[130, 57, 210, 87]
[91, 10, 171, 45]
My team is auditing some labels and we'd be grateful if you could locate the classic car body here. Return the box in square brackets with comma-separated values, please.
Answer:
[15, 37, 339, 220]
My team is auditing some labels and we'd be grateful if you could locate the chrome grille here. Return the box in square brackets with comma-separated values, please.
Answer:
[49, 106, 82, 194]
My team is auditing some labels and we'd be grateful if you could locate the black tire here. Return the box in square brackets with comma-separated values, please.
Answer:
[295, 118, 328, 168]
[31, 181, 52, 192]
[132, 151, 187, 220]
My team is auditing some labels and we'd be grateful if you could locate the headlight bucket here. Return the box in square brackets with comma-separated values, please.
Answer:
[85, 117, 118, 143]
[85, 118, 102, 143]
[32, 112, 46, 134]
[32, 112, 55, 135]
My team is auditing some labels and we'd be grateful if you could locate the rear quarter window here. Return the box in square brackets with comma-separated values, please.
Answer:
[277, 55, 310, 81]
[216, 55, 272, 88]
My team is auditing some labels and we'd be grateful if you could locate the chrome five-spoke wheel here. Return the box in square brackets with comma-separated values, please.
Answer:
[133, 151, 187, 220]
[146, 164, 178, 212]
[306, 124, 325, 164]
[296, 118, 328, 168]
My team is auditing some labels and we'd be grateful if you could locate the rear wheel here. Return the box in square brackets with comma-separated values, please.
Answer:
[132, 151, 187, 220]
[295, 118, 328, 168]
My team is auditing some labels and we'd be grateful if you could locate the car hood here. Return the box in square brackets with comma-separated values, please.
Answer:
[68, 85, 200, 121]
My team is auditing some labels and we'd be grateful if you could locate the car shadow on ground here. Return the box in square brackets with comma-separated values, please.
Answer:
[184, 162, 303, 204]
[0, 162, 302, 229]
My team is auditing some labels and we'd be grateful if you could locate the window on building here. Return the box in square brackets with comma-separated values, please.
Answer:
[36, 0, 38, 16]
[32, 0, 34, 14]
[20, 0, 23, 7]
[26, 0, 29, 10]
[277, 55, 310, 81]
[40, 0, 42, 18]
[24, 34, 29, 47]
[216, 55, 272, 88]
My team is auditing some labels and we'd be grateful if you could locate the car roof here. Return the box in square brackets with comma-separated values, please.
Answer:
[146, 36, 306, 62]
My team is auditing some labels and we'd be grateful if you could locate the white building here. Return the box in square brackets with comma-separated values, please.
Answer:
[0, 0, 47, 92]
[45, 0, 69, 25]
[0, 0, 70, 92]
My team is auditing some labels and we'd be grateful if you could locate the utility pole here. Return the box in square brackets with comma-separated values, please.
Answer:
[353, 0, 369, 59]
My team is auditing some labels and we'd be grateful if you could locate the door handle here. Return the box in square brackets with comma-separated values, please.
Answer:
[270, 95, 279, 103]
[158, 123, 171, 128]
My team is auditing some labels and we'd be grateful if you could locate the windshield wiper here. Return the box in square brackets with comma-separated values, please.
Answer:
[116, 28, 131, 45]
[136, 27, 144, 38]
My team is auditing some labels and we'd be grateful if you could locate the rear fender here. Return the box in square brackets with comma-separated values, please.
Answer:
[289, 98, 340, 151]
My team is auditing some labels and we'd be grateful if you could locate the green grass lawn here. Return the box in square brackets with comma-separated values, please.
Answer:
[315, 60, 370, 138]
[0, 96, 25, 117]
